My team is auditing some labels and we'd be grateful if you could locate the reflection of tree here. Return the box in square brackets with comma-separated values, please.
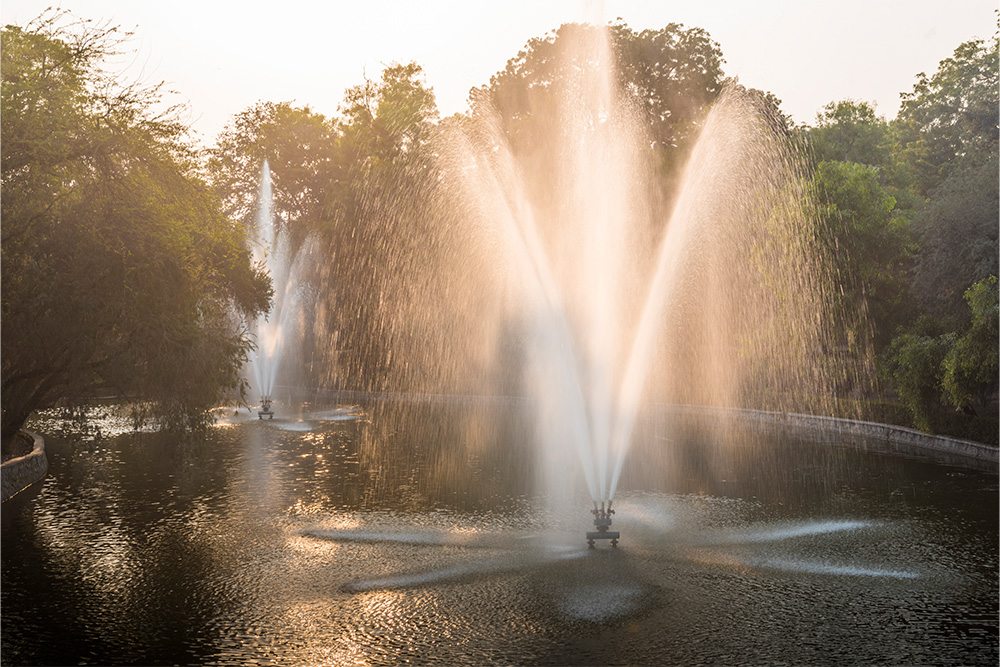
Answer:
[354, 400, 534, 511]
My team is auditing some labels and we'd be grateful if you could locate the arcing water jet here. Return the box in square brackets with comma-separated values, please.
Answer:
[245, 159, 315, 416]
[428, 24, 849, 547]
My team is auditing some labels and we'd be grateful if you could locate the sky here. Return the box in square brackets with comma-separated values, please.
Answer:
[2, 0, 996, 145]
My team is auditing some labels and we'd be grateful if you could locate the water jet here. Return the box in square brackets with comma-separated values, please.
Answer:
[430, 28, 846, 550]
[244, 159, 313, 414]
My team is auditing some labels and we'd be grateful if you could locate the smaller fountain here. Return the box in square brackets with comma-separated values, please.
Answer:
[586, 502, 619, 548]
[244, 158, 314, 417]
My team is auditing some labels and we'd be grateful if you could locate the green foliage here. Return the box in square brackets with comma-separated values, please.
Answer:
[941, 276, 999, 412]
[806, 33, 999, 440]
[911, 150, 999, 320]
[810, 161, 914, 350]
[1, 12, 270, 443]
[608, 21, 725, 149]
[341, 61, 439, 159]
[209, 101, 339, 247]
[810, 100, 892, 168]
[881, 277, 998, 432]
[879, 332, 952, 431]
[895, 35, 999, 197]
[872, 32, 1000, 440]
[208, 62, 446, 393]
[477, 21, 724, 201]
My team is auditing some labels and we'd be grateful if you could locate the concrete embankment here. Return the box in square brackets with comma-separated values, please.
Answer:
[664, 404, 998, 470]
[2, 431, 48, 501]
[318, 389, 996, 469]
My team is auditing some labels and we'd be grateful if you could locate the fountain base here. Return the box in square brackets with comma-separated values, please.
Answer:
[258, 397, 274, 420]
[588, 503, 619, 548]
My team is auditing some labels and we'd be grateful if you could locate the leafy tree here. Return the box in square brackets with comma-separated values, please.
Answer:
[806, 100, 925, 217]
[742, 86, 795, 135]
[879, 332, 953, 431]
[810, 160, 914, 350]
[941, 276, 999, 412]
[210, 62, 450, 393]
[341, 61, 439, 161]
[475, 21, 724, 205]
[608, 21, 725, 150]
[911, 149, 999, 320]
[1, 12, 270, 445]
[810, 100, 892, 168]
[209, 101, 339, 247]
[330, 63, 451, 391]
[895, 35, 999, 197]
[873, 30, 999, 438]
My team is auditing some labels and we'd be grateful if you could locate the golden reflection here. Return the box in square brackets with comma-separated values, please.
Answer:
[360, 589, 406, 616]
[286, 532, 339, 556]
[285, 499, 362, 529]
[684, 547, 754, 575]
[277, 600, 372, 666]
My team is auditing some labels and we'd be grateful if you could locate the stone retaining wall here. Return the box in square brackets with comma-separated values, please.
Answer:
[323, 391, 996, 469]
[663, 404, 998, 469]
[2, 431, 48, 501]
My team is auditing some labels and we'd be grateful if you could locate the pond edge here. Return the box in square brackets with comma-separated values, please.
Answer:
[2, 431, 48, 502]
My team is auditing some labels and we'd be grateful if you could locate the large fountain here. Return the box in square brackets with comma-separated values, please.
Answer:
[400, 25, 853, 544]
[240, 25, 858, 548]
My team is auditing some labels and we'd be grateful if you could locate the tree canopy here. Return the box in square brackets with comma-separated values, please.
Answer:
[805, 30, 998, 437]
[1, 12, 270, 444]
[2, 11, 996, 445]
[895, 36, 999, 197]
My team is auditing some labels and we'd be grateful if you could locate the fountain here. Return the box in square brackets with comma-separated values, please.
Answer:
[246, 160, 283, 415]
[245, 159, 315, 418]
[419, 25, 849, 548]
[3, 24, 994, 666]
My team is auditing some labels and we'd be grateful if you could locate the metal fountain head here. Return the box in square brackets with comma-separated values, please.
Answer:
[258, 395, 274, 420]
[587, 500, 620, 549]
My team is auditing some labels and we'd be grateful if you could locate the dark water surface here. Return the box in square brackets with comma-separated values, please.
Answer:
[2, 400, 997, 665]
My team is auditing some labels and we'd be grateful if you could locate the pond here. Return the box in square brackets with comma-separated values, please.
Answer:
[2, 399, 997, 665]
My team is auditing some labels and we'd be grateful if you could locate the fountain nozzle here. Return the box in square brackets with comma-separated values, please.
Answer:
[587, 500, 619, 549]
[258, 396, 274, 420]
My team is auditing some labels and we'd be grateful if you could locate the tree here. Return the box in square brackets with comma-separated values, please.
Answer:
[809, 160, 914, 351]
[209, 101, 340, 247]
[810, 100, 892, 168]
[329, 62, 451, 392]
[941, 276, 999, 413]
[879, 332, 952, 432]
[871, 30, 999, 438]
[1, 12, 270, 445]
[892, 32, 999, 320]
[911, 149, 999, 321]
[475, 21, 724, 203]
[608, 21, 725, 150]
[895, 35, 999, 197]
[341, 61, 439, 161]
[207, 63, 449, 395]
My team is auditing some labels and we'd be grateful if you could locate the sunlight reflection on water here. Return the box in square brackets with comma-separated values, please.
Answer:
[5, 405, 997, 666]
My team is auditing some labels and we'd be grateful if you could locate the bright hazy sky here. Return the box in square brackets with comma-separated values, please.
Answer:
[2, 1, 996, 145]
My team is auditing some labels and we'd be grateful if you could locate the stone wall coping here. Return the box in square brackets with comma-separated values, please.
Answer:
[2, 430, 48, 501]
[660, 403, 998, 465]
[3, 430, 45, 464]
